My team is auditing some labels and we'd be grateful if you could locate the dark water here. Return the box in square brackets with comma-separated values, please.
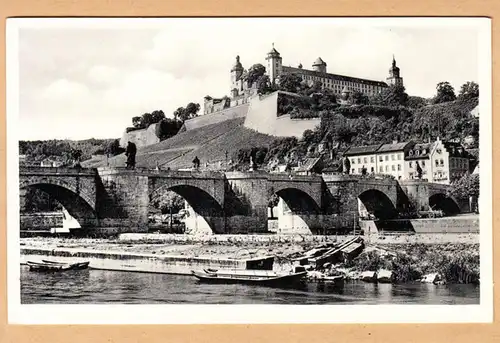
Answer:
[20, 266, 479, 305]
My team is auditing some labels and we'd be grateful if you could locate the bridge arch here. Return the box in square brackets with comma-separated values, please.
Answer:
[357, 189, 398, 219]
[429, 193, 460, 216]
[271, 186, 323, 235]
[150, 184, 224, 234]
[20, 180, 98, 227]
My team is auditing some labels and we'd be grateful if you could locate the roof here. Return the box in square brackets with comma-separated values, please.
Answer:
[313, 57, 326, 66]
[344, 144, 382, 156]
[377, 141, 413, 153]
[405, 142, 435, 160]
[282, 66, 388, 87]
[296, 157, 322, 172]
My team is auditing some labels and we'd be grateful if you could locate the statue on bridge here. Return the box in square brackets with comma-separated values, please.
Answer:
[415, 161, 423, 179]
[192, 156, 200, 171]
[125, 141, 137, 169]
[342, 156, 351, 175]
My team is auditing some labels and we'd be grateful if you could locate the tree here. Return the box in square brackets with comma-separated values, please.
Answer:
[173, 107, 185, 121]
[268, 193, 280, 219]
[433, 81, 456, 104]
[277, 73, 303, 93]
[458, 81, 479, 100]
[407, 96, 428, 109]
[157, 118, 183, 141]
[141, 112, 154, 127]
[70, 148, 82, 162]
[246, 63, 266, 86]
[150, 110, 166, 124]
[349, 90, 369, 105]
[372, 84, 409, 107]
[106, 139, 125, 156]
[132, 116, 143, 128]
[256, 75, 273, 95]
[151, 191, 185, 214]
[447, 173, 479, 200]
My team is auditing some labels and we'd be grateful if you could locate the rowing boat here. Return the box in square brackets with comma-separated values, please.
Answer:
[26, 260, 90, 272]
[191, 268, 307, 287]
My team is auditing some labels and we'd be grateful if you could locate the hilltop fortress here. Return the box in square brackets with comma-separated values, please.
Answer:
[123, 44, 404, 147]
[194, 44, 403, 135]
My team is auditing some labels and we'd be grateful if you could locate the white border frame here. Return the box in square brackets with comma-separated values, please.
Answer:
[6, 17, 493, 324]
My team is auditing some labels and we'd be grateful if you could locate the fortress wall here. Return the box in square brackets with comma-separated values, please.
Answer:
[244, 92, 321, 138]
[273, 115, 321, 138]
[120, 123, 160, 148]
[183, 104, 249, 131]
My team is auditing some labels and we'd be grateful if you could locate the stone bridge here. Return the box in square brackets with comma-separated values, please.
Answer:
[19, 166, 459, 235]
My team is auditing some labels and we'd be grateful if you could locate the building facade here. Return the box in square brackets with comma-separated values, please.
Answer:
[265, 44, 403, 97]
[344, 141, 414, 180]
[344, 138, 470, 184]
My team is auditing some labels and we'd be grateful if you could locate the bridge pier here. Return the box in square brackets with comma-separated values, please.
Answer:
[96, 168, 149, 232]
[224, 172, 269, 234]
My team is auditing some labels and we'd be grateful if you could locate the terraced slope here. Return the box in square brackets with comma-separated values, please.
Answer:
[94, 117, 276, 169]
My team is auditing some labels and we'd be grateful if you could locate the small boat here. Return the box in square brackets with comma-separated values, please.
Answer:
[27, 260, 90, 272]
[191, 268, 307, 287]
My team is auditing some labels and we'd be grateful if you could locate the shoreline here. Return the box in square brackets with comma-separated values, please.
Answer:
[20, 234, 480, 283]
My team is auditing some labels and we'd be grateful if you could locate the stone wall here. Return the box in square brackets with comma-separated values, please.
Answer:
[183, 104, 249, 131]
[20, 212, 63, 231]
[243, 92, 320, 138]
[359, 216, 479, 234]
[120, 123, 161, 148]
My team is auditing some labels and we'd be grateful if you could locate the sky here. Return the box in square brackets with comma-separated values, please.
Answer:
[13, 18, 483, 141]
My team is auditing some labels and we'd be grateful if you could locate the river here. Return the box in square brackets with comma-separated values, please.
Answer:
[20, 266, 479, 305]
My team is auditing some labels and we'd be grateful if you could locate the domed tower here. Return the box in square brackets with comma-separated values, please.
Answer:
[265, 43, 282, 84]
[312, 57, 327, 73]
[231, 55, 244, 94]
[386, 55, 404, 87]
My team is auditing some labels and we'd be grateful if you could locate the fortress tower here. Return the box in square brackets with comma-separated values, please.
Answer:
[312, 57, 327, 73]
[386, 55, 404, 87]
[265, 43, 282, 84]
[230, 55, 244, 96]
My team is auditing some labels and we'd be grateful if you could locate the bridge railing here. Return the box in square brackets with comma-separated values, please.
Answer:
[19, 166, 97, 176]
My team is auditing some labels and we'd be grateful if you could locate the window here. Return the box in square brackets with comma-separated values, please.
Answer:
[435, 160, 439, 167]
[358, 158, 361, 164]
[398, 154, 402, 160]
[391, 154, 395, 161]
[385, 155, 389, 161]
[352, 169, 355, 174]
[351, 159, 355, 165]
[422, 161, 426, 167]
[364, 157, 368, 163]
[370, 157, 375, 163]
[409, 161, 413, 168]
[436, 149, 442, 154]
[379, 166, 383, 172]
[371, 167, 374, 173]
[392, 165, 395, 171]
[358, 168, 362, 173]
[440, 159, 444, 166]
[397, 164, 401, 171]
[385, 165, 389, 172]
[409, 172, 414, 179]
[379, 156, 383, 162]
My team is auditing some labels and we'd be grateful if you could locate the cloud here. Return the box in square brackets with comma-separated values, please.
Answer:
[41, 78, 91, 100]
[87, 65, 120, 85]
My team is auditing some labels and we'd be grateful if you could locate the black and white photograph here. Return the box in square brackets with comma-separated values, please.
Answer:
[7, 17, 492, 324]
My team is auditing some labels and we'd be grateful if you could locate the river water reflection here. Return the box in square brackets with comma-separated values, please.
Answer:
[20, 267, 479, 305]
